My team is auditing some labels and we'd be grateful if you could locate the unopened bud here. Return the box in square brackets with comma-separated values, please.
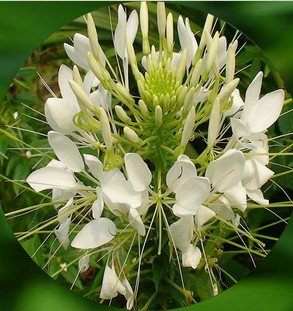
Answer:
[87, 52, 108, 83]
[72, 65, 83, 87]
[181, 106, 196, 147]
[208, 97, 221, 147]
[153, 95, 160, 108]
[166, 13, 173, 53]
[138, 99, 149, 117]
[218, 78, 239, 103]
[99, 107, 113, 150]
[226, 40, 238, 83]
[190, 59, 202, 86]
[155, 105, 163, 125]
[115, 105, 131, 124]
[87, 14, 100, 58]
[205, 31, 219, 75]
[115, 82, 134, 104]
[157, 2, 166, 38]
[126, 36, 137, 66]
[140, 2, 150, 55]
[124, 126, 141, 144]
[69, 80, 95, 111]
[183, 87, 196, 113]
[198, 14, 214, 50]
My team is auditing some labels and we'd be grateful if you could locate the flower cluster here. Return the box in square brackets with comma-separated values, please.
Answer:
[25, 2, 284, 309]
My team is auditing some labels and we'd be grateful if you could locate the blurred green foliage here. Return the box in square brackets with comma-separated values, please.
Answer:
[0, 2, 292, 311]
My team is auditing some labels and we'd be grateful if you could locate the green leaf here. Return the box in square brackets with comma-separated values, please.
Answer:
[152, 256, 165, 290]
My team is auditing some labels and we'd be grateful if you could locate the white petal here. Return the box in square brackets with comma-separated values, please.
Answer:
[78, 254, 90, 273]
[102, 168, 125, 184]
[194, 205, 215, 227]
[177, 16, 197, 68]
[100, 265, 126, 300]
[48, 131, 84, 172]
[55, 216, 71, 249]
[129, 208, 145, 236]
[231, 118, 251, 138]
[126, 10, 139, 44]
[243, 159, 274, 190]
[209, 196, 235, 220]
[173, 203, 198, 217]
[242, 71, 263, 122]
[58, 65, 79, 107]
[217, 36, 227, 70]
[114, 5, 127, 59]
[92, 187, 104, 219]
[206, 149, 245, 192]
[57, 198, 75, 222]
[224, 183, 247, 212]
[44, 98, 79, 134]
[169, 216, 194, 252]
[71, 218, 116, 249]
[84, 154, 103, 181]
[102, 180, 142, 209]
[27, 167, 77, 192]
[84, 70, 100, 94]
[248, 89, 284, 133]
[123, 278, 134, 310]
[247, 189, 269, 205]
[176, 176, 211, 209]
[125, 153, 152, 192]
[225, 89, 244, 117]
[182, 245, 201, 269]
[166, 154, 197, 193]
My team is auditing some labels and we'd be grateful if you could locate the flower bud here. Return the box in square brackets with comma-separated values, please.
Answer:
[140, 2, 150, 55]
[69, 80, 95, 111]
[205, 31, 219, 75]
[181, 106, 195, 147]
[226, 40, 238, 83]
[157, 2, 166, 39]
[166, 13, 173, 53]
[124, 126, 141, 144]
[153, 95, 160, 108]
[138, 99, 149, 117]
[183, 87, 196, 113]
[115, 82, 134, 105]
[218, 78, 239, 103]
[126, 36, 137, 66]
[190, 59, 202, 86]
[155, 105, 163, 125]
[72, 65, 83, 87]
[87, 13, 100, 58]
[198, 14, 214, 51]
[87, 52, 109, 83]
[115, 105, 131, 124]
[99, 107, 113, 150]
[208, 97, 221, 147]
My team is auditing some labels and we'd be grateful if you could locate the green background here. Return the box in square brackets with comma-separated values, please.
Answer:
[0, 1, 292, 311]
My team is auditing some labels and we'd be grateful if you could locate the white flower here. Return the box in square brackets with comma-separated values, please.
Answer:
[102, 153, 152, 236]
[44, 65, 80, 134]
[206, 149, 247, 215]
[231, 71, 284, 138]
[100, 265, 126, 300]
[64, 33, 93, 70]
[167, 155, 211, 217]
[182, 245, 202, 269]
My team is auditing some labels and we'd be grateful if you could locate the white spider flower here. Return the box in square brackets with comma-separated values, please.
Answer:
[231, 71, 284, 138]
